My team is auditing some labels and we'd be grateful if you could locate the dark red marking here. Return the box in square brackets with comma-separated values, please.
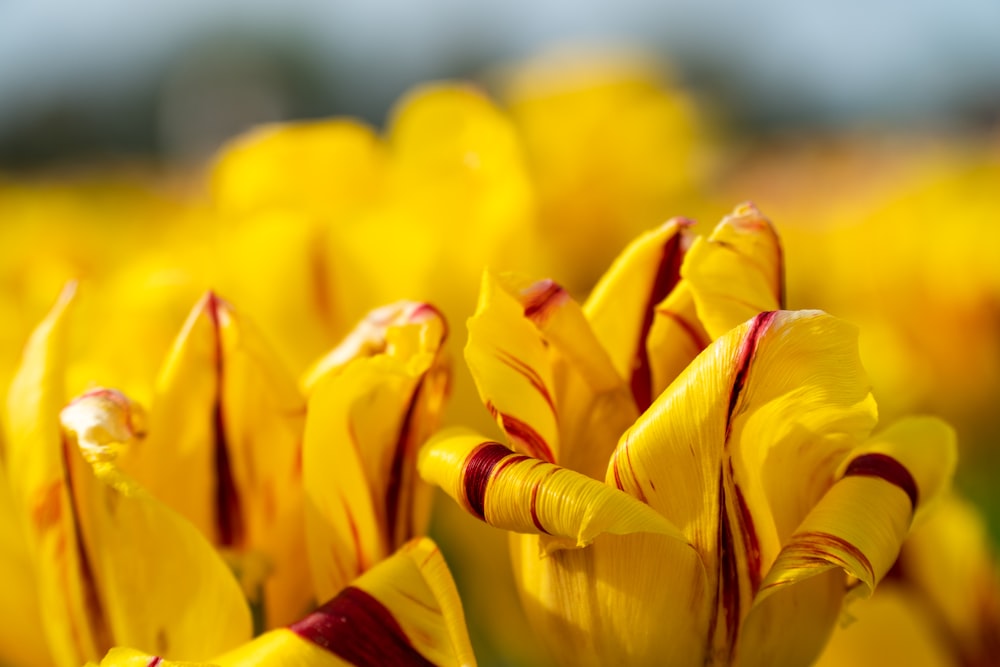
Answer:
[206, 292, 245, 548]
[657, 308, 710, 351]
[290, 586, 435, 666]
[498, 412, 555, 463]
[385, 380, 422, 549]
[717, 480, 742, 663]
[732, 477, 762, 593]
[529, 468, 557, 535]
[61, 436, 112, 653]
[496, 350, 557, 415]
[725, 311, 778, 441]
[408, 302, 449, 344]
[463, 442, 513, 519]
[630, 224, 691, 412]
[787, 530, 876, 584]
[844, 453, 919, 509]
[147, 657, 162, 667]
[522, 279, 567, 323]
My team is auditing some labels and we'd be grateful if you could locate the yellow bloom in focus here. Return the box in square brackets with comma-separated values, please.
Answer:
[814, 494, 1000, 667]
[420, 204, 958, 666]
[90, 537, 477, 667]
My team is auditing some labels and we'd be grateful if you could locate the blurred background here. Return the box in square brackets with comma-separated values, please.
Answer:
[2, 2, 1000, 665]
[3, 0, 1000, 167]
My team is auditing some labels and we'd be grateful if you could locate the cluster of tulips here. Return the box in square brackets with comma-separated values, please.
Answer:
[1, 51, 998, 667]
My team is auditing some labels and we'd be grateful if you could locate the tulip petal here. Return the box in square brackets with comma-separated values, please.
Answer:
[465, 272, 560, 463]
[127, 293, 310, 628]
[216, 538, 476, 666]
[757, 416, 957, 599]
[608, 310, 877, 661]
[583, 218, 696, 411]
[303, 304, 448, 600]
[681, 203, 784, 341]
[211, 120, 385, 220]
[4, 288, 252, 666]
[420, 431, 687, 549]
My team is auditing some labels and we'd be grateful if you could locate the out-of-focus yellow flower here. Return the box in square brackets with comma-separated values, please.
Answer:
[2, 286, 252, 667]
[814, 494, 1000, 667]
[421, 205, 957, 665]
[89, 537, 477, 667]
[498, 47, 712, 293]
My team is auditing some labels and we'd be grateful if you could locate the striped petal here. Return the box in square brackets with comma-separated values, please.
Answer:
[681, 202, 784, 341]
[757, 417, 957, 599]
[303, 303, 448, 601]
[126, 293, 309, 628]
[608, 310, 878, 661]
[583, 217, 696, 412]
[100, 538, 477, 667]
[419, 431, 687, 550]
[467, 271, 633, 478]
[4, 288, 251, 666]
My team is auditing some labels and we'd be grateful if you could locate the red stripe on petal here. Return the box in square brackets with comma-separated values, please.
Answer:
[462, 442, 514, 519]
[522, 279, 568, 324]
[498, 412, 555, 463]
[844, 453, 919, 509]
[496, 350, 557, 415]
[291, 586, 434, 666]
[725, 311, 777, 441]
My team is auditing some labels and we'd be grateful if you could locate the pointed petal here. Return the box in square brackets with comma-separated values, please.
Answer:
[61, 390, 253, 658]
[211, 120, 384, 220]
[757, 416, 957, 600]
[465, 272, 560, 463]
[681, 202, 784, 340]
[420, 431, 686, 549]
[213, 538, 476, 667]
[303, 304, 448, 600]
[583, 218, 695, 412]
[127, 293, 310, 627]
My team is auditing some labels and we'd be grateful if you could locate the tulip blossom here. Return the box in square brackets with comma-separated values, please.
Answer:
[88, 537, 477, 667]
[2, 286, 252, 667]
[814, 494, 1000, 667]
[420, 205, 957, 666]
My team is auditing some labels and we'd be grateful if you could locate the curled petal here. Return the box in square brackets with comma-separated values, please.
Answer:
[303, 304, 448, 600]
[758, 417, 957, 600]
[419, 431, 687, 550]
[682, 202, 784, 340]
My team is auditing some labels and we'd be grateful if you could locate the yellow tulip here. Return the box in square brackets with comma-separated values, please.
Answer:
[2, 286, 252, 666]
[89, 537, 477, 667]
[420, 205, 958, 666]
[814, 494, 1000, 667]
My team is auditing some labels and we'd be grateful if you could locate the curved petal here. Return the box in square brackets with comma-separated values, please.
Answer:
[513, 532, 709, 667]
[211, 120, 385, 220]
[681, 202, 784, 340]
[61, 390, 253, 659]
[583, 217, 695, 411]
[303, 304, 448, 600]
[757, 416, 958, 600]
[608, 310, 877, 661]
[419, 431, 687, 550]
[126, 292, 309, 627]
[4, 288, 251, 666]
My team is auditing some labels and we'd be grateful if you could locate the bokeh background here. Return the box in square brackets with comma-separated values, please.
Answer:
[2, 1, 1000, 665]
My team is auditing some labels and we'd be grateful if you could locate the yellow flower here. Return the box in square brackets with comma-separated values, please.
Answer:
[420, 205, 958, 665]
[814, 494, 1000, 667]
[2, 286, 251, 666]
[0, 286, 466, 665]
[89, 537, 477, 667]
